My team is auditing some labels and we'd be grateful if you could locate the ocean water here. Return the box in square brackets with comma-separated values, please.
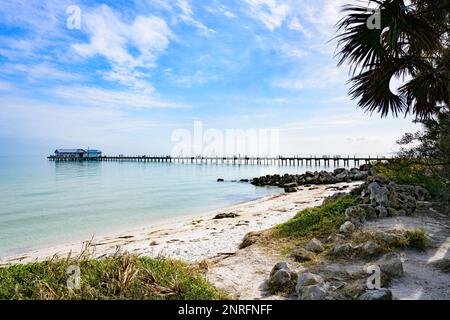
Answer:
[0, 156, 345, 257]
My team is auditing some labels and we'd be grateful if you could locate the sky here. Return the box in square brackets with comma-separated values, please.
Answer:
[0, 0, 419, 157]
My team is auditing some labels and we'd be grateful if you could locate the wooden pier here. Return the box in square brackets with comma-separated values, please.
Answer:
[48, 155, 391, 167]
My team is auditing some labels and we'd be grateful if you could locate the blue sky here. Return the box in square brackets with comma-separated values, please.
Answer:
[0, 0, 418, 156]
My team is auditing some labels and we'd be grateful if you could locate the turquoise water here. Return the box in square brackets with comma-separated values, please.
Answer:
[0, 156, 343, 257]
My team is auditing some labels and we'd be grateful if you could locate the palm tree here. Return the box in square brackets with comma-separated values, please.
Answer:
[336, 0, 449, 119]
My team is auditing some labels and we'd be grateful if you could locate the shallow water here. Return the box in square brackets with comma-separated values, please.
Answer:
[0, 155, 346, 256]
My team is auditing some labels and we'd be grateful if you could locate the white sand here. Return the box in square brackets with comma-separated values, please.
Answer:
[0, 182, 362, 266]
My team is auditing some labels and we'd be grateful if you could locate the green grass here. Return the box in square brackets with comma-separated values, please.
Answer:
[0, 254, 227, 300]
[374, 160, 446, 199]
[273, 195, 358, 239]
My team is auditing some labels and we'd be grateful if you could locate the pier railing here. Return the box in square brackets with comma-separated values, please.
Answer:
[47, 155, 393, 166]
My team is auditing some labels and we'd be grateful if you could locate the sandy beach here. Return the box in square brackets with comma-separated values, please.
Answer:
[1, 182, 362, 266]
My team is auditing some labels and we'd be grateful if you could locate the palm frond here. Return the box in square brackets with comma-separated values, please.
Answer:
[349, 62, 405, 117]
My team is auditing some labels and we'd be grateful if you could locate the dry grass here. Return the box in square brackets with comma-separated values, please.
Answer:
[350, 228, 429, 253]
[0, 242, 227, 300]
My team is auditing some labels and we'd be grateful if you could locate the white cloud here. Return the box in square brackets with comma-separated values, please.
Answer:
[2, 62, 81, 82]
[290, 0, 359, 54]
[245, 0, 353, 54]
[169, 70, 220, 88]
[50, 86, 188, 109]
[175, 0, 216, 35]
[204, 4, 236, 19]
[279, 42, 309, 59]
[273, 79, 304, 89]
[244, 0, 290, 31]
[72, 5, 173, 92]
[288, 17, 312, 37]
[0, 96, 163, 152]
[100, 67, 155, 92]
[273, 64, 347, 90]
[223, 10, 237, 19]
[318, 96, 351, 104]
[278, 106, 419, 157]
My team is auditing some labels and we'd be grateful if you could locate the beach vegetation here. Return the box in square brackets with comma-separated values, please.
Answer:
[375, 112, 450, 208]
[351, 228, 429, 252]
[0, 254, 227, 300]
[273, 195, 358, 239]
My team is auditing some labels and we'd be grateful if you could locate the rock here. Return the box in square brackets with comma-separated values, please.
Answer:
[240, 179, 249, 183]
[270, 262, 289, 277]
[327, 233, 345, 243]
[296, 273, 328, 300]
[375, 205, 388, 218]
[372, 175, 390, 185]
[368, 182, 389, 206]
[335, 171, 349, 181]
[415, 186, 430, 201]
[297, 273, 323, 287]
[297, 283, 329, 300]
[305, 171, 315, 177]
[213, 212, 239, 219]
[396, 185, 416, 197]
[387, 207, 400, 217]
[318, 171, 336, 184]
[269, 270, 293, 292]
[322, 192, 347, 205]
[359, 163, 371, 172]
[417, 201, 433, 209]
[149, 241, 158, 246]
[333, 168, 346, 175]
[345, 206, 366, 225]
[291, 248, 315, 262]
[339, 221, 356, 234]
[305, 238, 324, 253]
[398, 194, 417, 215]
[359, 289, 393, 300]
[377, 253, 404, 277]
[239, 231, 262, 249]
[268, 262, 297, 293]
[282, 182, 298, 188]
[284, 186, 297, 193]
[331, 243, 354, 256]
[251, 167, 368, 187]
[353, 171, 369, 180]
[350, 167, 359, 174]
[358, 204, 378, 219]
[350, 182, 368, 197]
[362, 241, 381, 256]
